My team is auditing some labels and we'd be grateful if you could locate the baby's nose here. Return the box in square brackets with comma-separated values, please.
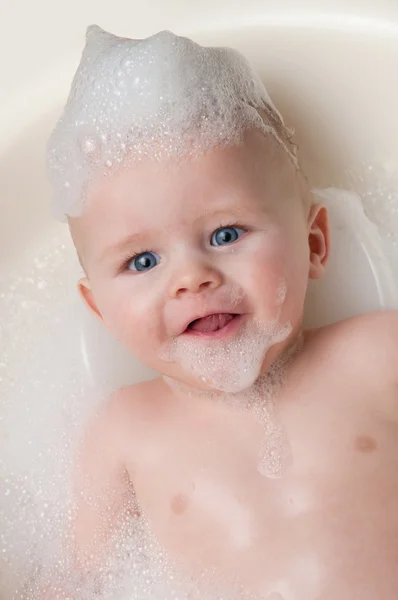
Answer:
[169, 260, 223, 298]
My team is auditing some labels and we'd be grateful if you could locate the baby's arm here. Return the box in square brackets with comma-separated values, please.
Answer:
[72, 395, 135, 568]
[27, 394, 134, 599]
[54, 395, 134, 598]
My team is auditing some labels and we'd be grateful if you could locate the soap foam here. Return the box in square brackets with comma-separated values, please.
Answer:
[162, 316, 292, 394]
[47, 26, 298, 220]
[0, 231, 95, 598]
[246, 341, 301, 479]
[348, 159, 398, 274]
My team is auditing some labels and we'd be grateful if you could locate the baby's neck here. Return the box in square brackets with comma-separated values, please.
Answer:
[163, 332, 304, 478]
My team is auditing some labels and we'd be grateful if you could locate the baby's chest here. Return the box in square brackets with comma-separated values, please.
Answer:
[128, 407, 273, 548]
[126, 388, 398, 586]
[282, 377, 398, 469]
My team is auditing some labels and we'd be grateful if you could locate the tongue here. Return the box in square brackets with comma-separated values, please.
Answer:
[189, 313, 235, 333]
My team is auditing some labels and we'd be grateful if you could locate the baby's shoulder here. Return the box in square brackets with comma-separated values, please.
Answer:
[107, 376, 166, 422]
[83, 378, 165, 450]
[84, 378, 162, 437]
[306, 310, 398, 385]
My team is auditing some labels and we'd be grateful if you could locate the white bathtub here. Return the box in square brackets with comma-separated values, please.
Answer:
[0, 0, 398, 594]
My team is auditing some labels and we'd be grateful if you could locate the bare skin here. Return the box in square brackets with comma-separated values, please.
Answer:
[65, 131, 398, 599]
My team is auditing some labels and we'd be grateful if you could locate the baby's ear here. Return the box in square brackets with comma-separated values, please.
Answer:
[78, 278, 104, 322]
[308, 203, 329, 279]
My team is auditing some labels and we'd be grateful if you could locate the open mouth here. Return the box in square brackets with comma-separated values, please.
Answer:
[185, 313, 241, 335]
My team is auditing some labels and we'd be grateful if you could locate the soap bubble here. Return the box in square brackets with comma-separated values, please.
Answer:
[162, 316, 292, 394]
[47, 27, 297, 220]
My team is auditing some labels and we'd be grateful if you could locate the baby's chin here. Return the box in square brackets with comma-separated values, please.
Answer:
[158, 315, 298, 397]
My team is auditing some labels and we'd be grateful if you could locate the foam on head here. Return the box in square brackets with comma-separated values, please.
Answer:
[47, 26, 298, 220]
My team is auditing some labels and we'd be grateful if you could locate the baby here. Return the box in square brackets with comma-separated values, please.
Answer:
[46, 26, 398, 600]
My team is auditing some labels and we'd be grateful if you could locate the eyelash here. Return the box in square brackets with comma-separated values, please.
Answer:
[119, 222, 248, 272]
[218, 221, 247, 232]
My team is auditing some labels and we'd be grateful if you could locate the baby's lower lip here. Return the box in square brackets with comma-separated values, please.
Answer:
[183, 313, 245, 339]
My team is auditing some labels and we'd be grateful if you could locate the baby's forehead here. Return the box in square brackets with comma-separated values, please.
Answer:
[94, 129, 284, 192]
[81, 132, 296, 234]
[70, 133, 300, 270]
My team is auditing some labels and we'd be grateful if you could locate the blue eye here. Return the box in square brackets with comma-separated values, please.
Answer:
[210, 226, 245, 247]
[128, 251, 160, 272]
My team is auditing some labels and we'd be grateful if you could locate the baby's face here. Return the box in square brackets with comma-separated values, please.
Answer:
[72, 130, 328, 391]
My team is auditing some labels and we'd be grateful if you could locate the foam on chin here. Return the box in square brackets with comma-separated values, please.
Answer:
[162, 316, 292, 393]
[163, 276, 292, 394]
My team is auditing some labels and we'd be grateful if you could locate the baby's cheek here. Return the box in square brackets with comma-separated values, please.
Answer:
[245, 236, 308, 321]
[97, 285, 159, 354]
[275, 243, 310, 325]
[241, 243, 288, 308]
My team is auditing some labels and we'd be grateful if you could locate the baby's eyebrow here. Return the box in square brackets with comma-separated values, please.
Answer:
[97, 232, 145, 263]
